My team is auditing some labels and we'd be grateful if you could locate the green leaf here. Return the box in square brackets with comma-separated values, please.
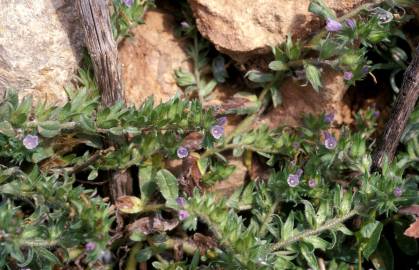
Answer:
[189, 250, 200, 270]
[304, 62, 322, 92]
[361, 221, 383, 259]
[156, 169, 179, 203]
[87, 169, 98, 180]
[300, 242, 320, 270]
[175, 69, 196, 87]
[285, 35, 301, 61]
[270, 86, 282, 107]
[268, 60, 288, 71]
[38, 121, 61, 138]
[281, 211, 294, 240]
[199, 79, 217, 98]
[139, 165, 157, 203]
[302, 200, 317, 228]
[0, 121, 15, 137]
[32, 147, 54, 163]
[136, 247, 153, 262]
[36, 247, 61, 265]
[245, 70, 274, 83]
[308, 0, 336, 19]
[370, 237, 394, 270]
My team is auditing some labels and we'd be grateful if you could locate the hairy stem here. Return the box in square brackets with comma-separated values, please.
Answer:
[271, 209, 358, 251]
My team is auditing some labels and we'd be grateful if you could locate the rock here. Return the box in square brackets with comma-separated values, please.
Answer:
[208, 158, 247, 197]
[0, 0, 83, 104]
[259, 67, 351, 127]
[119, 9, 191, 106]
[188, 0, 365, 62]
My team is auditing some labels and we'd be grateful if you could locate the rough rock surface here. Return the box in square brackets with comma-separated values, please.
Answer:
[259, 67, 351, 127]
[119, 9, 191, 106]
[0, 0, 83, 104]
[188, 0, 365, 62]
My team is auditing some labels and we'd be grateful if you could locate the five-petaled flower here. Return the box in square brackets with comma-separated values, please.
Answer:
[326, 18, 343, 32]
[23, 134, 39, 150]
[287, 174, 300, 187]
[177, 146, 189, 159]
[324, 132, 337, 150]
[217, 116, 228, 126]
[178, 210, 189, 220]
[211, 125, 224, 139]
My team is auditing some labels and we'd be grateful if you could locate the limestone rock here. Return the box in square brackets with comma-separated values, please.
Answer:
[119, 9, 191, 106]
[188, 0, 365, 62]
[0, 0, 83, 104]
[259, 67, 351, 128]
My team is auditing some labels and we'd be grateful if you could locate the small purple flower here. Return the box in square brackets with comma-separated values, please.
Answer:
[326, 18, 343, 32]
[85, 242, 96, 252]
[295, 168, 303, 177]
[343, 71, 353, 81]
[287, 174, 300, 188]
[362, 66, 369, 74]
[308, 179, 317, 188]
[177, 146, 189, 159]
[210, 125, 224, 139]
[292, 142, 300, 149]
[22, 134, 39, 150]
[345, 19, 356, 29]
[216, 116, 228, 126]
[324, 113, 334, 124]
[324, 132, 337, 150]
[373, 110, 380, 118]
[176, 197, 186, 208]
[178, 210, 189, 220]
[393, 187, 403, 197]
[122, 0, 134, 7]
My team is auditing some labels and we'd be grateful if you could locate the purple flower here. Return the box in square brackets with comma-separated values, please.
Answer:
[122, 0, 134, 7]
[308, 179, 317, 188]
[326, 18, 343, 32]
[362, 66, 369, 74]
[295, 168, 303, 177]
[22, 134, 39, 150]
[287, 174, 300, 187]
[177, 146, 189, 159]
[324, 113, 334, 124]
[216, 116, 228, 126]
[292, 142, 300, 149]
[373, 110, 380, 118]
[393, 187, 403, 197]
[178, 210, 189, 220]
[176, 197, 186, 208]
[345, 19, 356, 29]
[343, 71, 353, 81]
[85, 242, 96, 252]
[210, 125, 224, 139]
[324, 132, 337, 150]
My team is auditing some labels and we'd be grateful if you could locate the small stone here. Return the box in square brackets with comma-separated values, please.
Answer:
[326, 18, 343, 32]
[287, 174, 300, 187]
[177, 147, 189, 159]
[22, 135, 39, 150]
[210, 125, 224, 139]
